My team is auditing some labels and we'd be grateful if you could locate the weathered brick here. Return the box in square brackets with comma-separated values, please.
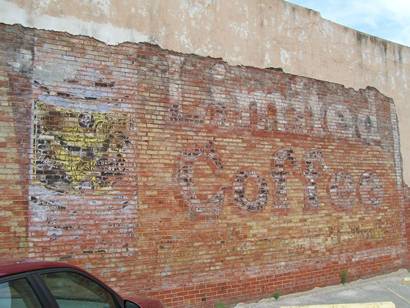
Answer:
[0, 23, 408, 308]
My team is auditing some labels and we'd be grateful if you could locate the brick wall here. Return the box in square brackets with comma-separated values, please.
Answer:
[0, 23, 408, 307]
[405, 185, 410, 267]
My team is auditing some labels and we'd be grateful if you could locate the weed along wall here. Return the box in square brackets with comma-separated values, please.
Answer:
[0, 23, 408, 307]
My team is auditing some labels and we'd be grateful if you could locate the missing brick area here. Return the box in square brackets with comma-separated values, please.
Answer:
[95, 81, 115, 87]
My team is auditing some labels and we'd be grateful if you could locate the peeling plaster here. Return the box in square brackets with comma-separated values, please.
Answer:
[0, 0, 149, 45]
[1, 0, 410, 184]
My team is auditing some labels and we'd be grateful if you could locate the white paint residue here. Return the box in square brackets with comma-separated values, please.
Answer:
[90, 0, 111, 17]
[264, 42, 273, 66]
[264, 52, 271, 65]
[181, 0, 213, 18]
[10, 48, 32, 72]
[137, 7, 147, 17]
[229, 22, 249, 39]
[280, 48, 290, 65]
[0, 0, 149, 45]
[179, 30, 193, 50]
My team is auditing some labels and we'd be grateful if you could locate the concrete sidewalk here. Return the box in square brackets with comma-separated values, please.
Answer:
[235, 270, 410, 308]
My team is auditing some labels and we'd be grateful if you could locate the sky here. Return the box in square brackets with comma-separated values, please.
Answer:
[286, 0, 410, 47]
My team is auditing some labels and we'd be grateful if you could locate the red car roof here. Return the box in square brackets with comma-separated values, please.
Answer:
[0, 260, 83, 278]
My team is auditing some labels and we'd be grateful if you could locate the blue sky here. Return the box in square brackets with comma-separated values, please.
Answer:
[286, 0, 410, 47]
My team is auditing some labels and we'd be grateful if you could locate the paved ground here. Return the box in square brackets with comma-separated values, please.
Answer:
[235, 270, 410, 308]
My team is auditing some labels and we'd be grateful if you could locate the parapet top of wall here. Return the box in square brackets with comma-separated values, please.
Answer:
[1, 0, 410, 184]
[1, 0, 409, 94]
[2, 0, 409, 63]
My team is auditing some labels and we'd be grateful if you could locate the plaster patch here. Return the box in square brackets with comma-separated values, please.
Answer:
[0, 0, 149, 45]
[33, 58, 79, 84]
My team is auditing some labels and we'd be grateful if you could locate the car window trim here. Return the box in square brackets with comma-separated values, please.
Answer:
[35, 267, 123, 308]
[28, 274, 59, 308]
[0, 273, 56, 308]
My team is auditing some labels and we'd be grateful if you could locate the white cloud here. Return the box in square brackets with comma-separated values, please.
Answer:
[377, 0, 410, 22]
[287, 0, 410, 46]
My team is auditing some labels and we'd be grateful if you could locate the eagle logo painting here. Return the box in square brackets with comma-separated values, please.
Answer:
[32, 101, 129, 193]
[28, 98, 138, 257]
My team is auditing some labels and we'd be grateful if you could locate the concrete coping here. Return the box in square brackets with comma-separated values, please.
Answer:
[280, 302, 395, 308]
